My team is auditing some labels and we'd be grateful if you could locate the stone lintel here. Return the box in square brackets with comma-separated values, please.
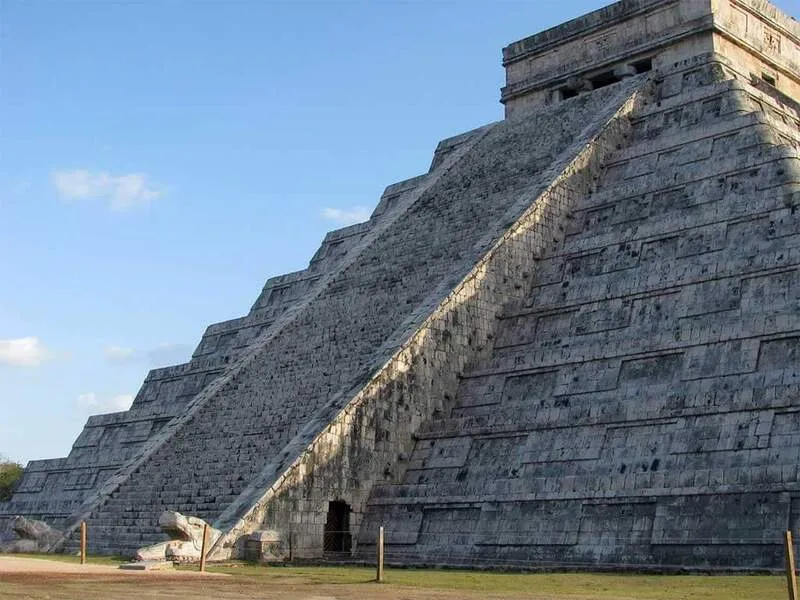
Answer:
[502, 0, 678, 66]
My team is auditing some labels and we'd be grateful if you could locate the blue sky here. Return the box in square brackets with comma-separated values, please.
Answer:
[1, 0, 797, 465]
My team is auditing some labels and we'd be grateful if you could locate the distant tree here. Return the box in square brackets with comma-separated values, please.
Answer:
[0, 456, 23, 501]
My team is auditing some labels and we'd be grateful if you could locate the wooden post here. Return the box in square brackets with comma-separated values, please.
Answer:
[79, 521, 87, 565]
[786, 531, 799, 600]
[376, 526, 384, 583]
[199, 523, 209, 573]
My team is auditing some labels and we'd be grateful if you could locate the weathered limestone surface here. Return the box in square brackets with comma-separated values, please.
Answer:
[209, 79, 647, 561]
[357, 52, 800, 569]
[11, 0, 800, 571]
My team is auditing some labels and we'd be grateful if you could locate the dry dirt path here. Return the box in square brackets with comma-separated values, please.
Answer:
[0, 575, 561, 600]
[0, 555, 223, 576]
[0, 557, 551, 600]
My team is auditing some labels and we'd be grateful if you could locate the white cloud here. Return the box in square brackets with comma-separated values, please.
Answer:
[77, 392, 97, 408]
[104, 345, 137, 362]
[77, 392, 134, 414]
[52, 169, 164, 210]
[109, 394, 135, 411]
[0, 337, 50, 367]
[103, 342, 191, 367]
[147, 343, 192, 367]
[320, 206, 371, 226]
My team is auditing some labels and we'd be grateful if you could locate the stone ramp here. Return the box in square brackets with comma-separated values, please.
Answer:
[56, 76, 646, 557]
[356, 58, 800, 570]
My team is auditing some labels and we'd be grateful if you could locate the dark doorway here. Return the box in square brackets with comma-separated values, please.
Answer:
[323, 500, 352, 556]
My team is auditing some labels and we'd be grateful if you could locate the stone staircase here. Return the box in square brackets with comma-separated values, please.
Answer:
[53, 76, 647, 557]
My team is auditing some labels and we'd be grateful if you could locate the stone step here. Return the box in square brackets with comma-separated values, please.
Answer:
[610, 111, 766, 166]
[514, 248, 799, 321]
[630, 79, 743, 122]
[571, 142, 794, 216]
[367, 470, 800, 506]
[403, 448, 800, 482]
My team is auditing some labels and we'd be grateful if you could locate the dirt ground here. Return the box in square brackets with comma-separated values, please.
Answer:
[0, 557, 544, 600]
[0, 556, 787, 600]
[0, 571, 530, 599]
[0, 555, 225, 576]
[1, 574, 468, 600]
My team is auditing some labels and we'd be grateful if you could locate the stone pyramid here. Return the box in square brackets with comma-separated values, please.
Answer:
[4, 0, 800, 570]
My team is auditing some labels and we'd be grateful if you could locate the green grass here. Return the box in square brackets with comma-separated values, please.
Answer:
[191, 563, 787, 599]
[0, 552, 127, 566]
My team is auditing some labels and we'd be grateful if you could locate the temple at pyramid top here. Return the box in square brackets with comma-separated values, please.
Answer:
[501, 0, 800, 117]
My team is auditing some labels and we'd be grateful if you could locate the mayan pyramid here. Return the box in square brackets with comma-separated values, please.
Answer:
[4, 0, 800, 569]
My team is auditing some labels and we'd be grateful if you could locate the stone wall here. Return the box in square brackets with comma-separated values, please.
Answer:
[501, 0, 800, 117]
[358, 53, 800, 569]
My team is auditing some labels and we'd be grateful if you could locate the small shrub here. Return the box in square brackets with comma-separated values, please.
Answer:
[0, 458, 23, 501]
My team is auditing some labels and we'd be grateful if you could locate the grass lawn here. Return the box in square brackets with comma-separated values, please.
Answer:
[196, 563, 786, 599]
[0, 555, 789, 599]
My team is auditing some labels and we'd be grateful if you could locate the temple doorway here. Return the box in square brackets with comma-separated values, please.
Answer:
[323, 500, 352, 556]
